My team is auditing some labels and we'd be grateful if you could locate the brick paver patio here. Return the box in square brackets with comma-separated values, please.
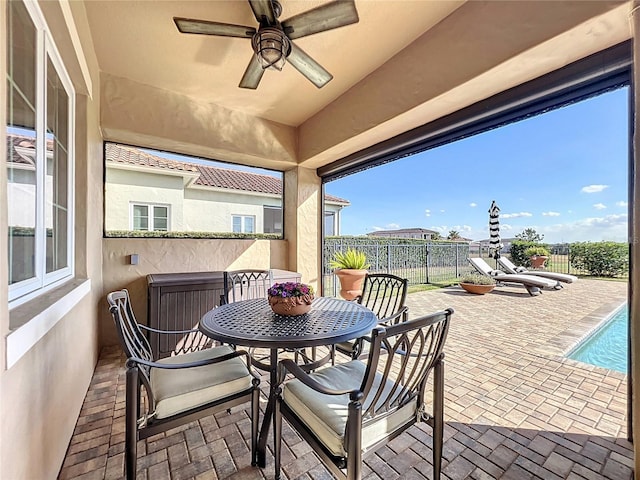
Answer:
[59, 278, 632, 479]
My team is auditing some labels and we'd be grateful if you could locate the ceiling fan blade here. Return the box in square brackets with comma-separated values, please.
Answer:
[174, 17, 255, 38]
[248, 0, 276, 24]
[239, 55, 265, 89]
[282, 0, 359, 40]
[286, 43, 333, 88]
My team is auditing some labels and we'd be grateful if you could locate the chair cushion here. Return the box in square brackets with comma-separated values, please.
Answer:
[151, 346, 252, 419]
[283, 360, 417, 457]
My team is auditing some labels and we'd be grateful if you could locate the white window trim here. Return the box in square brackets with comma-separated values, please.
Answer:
[232, 214, 256, 233]
[129, 202, 171, 231]
[8, 0, 75, 307]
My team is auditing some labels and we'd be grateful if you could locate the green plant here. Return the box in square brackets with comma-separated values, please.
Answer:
[524, 246, 550, 258]
[329, 248, 370, 270]
[267, 282, 314, 298]
[569, 241, 628, 277]
[460, 273, 495, 285]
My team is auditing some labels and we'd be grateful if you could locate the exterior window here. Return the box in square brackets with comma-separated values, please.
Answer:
[131, 204, 169, 231]
[7, 0, 75, 304]
[324, 212, 336, 236]
[232, 215, 255, 233]
[264, 206, 282, 233]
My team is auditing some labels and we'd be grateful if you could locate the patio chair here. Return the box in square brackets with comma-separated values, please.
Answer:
[497, 256, 577, 284]
[468, 257, 560, 296]
[221, 269, 273, 304]
[274, 308, 453, 480]
[334, 273, 409, 359]
[107, 289, 260, 479]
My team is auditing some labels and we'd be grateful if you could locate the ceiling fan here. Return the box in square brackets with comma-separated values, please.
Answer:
[174, 0, 359, 90]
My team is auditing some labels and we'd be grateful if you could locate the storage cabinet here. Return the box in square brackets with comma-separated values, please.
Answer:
[147, 269, 301, 358]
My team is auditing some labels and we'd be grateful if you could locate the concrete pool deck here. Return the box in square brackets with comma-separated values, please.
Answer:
[59, 278, 631, 479]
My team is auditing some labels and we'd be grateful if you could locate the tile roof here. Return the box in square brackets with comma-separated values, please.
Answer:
[7, 134, 52, 168]
[106, 143, 349, 204]
[368, 227, 438, 235]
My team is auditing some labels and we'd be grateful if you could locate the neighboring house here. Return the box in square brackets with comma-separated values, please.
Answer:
[476, 237, 516, 253]
[367, 227, 439, 240]
[103, 143, 349, 235]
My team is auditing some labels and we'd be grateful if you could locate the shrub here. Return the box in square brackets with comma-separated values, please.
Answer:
[524, 246, 550, 258]
[329, 248, 370, 270]
[460, 273, 495, 285]
[569, 241, 628, 277]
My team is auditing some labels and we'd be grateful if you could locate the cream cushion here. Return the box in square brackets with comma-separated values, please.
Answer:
[151, 346, 252, 419]
[283, 360, 417, 457]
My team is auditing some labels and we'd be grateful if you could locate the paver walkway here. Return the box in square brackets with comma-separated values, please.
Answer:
[59, 279, 632, 479]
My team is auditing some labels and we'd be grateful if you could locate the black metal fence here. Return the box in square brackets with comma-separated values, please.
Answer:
[323, 238, 620, 296]
[323, 238, 470, 296]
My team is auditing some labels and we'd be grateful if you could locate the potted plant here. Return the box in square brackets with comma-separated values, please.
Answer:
[524, 246, 550, 269]
[329, 249, 370, 300]
[459, 273, 496, 294]
[267, 281, 315, 316]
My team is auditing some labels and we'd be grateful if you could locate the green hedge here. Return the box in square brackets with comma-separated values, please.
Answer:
[510, 241, 548, 268]
[105, 230, 281, 240]
[569, 241, 628, 277]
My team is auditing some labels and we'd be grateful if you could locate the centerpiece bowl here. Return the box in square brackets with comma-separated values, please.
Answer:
[268, 282, 315, 316]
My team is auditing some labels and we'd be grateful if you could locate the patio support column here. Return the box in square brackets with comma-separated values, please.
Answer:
[284, 167, 322, 291]
[631, 1, 640, 474]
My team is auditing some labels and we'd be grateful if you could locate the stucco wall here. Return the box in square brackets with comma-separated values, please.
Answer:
[100, 237, 289, 346]
[1, 0, 104, 478]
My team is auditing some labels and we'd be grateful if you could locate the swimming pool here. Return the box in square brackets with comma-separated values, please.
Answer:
[568, 304, 628, 374]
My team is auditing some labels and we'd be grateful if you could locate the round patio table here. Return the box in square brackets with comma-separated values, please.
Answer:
[200, 296, 377, 467]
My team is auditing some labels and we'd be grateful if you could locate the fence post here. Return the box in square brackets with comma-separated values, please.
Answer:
[376, 243, 380, 271]
[426, 243, 430, 284]
[387, 244, 391, 274]
[455, 243, 459, 278]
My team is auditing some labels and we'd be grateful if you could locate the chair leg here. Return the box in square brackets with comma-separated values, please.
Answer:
[346, 400, 362, 480]
[433, 358, 445, 479]
[274, 391, 283, 480]
[125, 366, 139, 480]
[251, 379, 260, 466]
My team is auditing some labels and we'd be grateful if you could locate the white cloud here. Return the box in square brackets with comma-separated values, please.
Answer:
[440, 209, 445, 213]
[430, 224, 472, 233]
[371, 223, 400, 231]
[542, 212, 561, 217]
[501, 224, 513, 231]
[581, 184, 609, 193]
[593, 203, 607, 210]
[502, 212, 533, 219]
[539, 214, 627, 243]
[616, 201, 628, 207]
[469, 203, 477, 207]
[425, 209, 431, 217]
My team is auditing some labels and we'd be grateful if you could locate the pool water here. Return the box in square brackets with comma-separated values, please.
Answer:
[568, 304, 628, 374]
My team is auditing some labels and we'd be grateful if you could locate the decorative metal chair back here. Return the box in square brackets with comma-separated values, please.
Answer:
[222, 269, 272, 304]
[361, 309, 450, 423]
[358, 273, 408, 325]
[107, 289, 156, 408]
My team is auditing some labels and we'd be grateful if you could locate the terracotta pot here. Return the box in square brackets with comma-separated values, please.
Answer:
[459, 282, 495, 295]
[268, 295, 314, 316]
[334, 269, 367, 300]
[530, 255, 548, 269]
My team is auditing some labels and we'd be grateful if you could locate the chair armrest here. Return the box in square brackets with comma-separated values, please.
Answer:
[278, 359, 361, 397]
[126, 349, 254, 372]
[138, 324, 201, 335]
[378, 305, 409, 326]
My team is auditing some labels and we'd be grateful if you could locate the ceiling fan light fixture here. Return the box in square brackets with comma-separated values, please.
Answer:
[252, 27, 290, 71]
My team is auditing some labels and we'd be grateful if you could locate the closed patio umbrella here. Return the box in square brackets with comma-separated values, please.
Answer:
[488, 200, 503, 259]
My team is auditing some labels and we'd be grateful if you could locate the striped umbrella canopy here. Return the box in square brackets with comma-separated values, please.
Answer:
[488, 200, 503, 259]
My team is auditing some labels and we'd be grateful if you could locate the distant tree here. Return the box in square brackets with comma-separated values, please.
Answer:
[515, 228, 544, 242]
[431, 232, 442, 241]
[447, 230, 460, 240]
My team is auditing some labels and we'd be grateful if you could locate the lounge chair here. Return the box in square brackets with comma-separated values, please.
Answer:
[468, 257, 560, 296]
[498, 257, 577, 284]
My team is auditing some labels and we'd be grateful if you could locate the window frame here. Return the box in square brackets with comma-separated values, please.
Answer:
[129, 202, 170, 232]
[7, 0, 75, 307]
[232, 214, 256, 234]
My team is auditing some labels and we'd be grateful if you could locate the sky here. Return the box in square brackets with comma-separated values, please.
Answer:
[325, 87, 630, 244]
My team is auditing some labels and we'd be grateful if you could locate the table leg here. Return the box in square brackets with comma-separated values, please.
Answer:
[257, 348, 279, 468]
